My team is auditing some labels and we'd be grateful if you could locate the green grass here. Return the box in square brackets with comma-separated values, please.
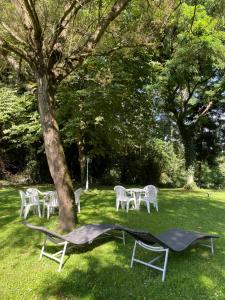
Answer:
[1, 187, 225, 300]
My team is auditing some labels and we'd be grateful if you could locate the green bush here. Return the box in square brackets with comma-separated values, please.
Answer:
[199, 159, 225, 189]
[98, 168, 121, 185]
[183, 182, 198, 190]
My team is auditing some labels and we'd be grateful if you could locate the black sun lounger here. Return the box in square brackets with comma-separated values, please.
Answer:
[23, 222, 219, 281]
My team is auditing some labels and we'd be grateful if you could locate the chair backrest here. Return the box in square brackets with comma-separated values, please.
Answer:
[144, 185, 158, 199]
[74, 188, 82, 204]
[26, 188, 40, 204]
[114, 185, 126, 201]
[19, 190, 27, 206]
[26, 188, 39, 195]
[45, 191, 59, 207]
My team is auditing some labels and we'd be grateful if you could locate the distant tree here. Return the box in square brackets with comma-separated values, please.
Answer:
[147, 2, 225, 187]
[0, 86, 42, 179]
[56, 49, 154, 182]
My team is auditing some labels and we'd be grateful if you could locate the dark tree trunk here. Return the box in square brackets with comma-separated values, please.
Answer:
[177, 121, 196, 186]
[77, 140, 86, 185]
[37, 74, 77, 231]
[197, 161, 202, 187]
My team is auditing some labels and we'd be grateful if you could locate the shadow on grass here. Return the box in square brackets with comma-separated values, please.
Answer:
[1, 187, 225, 299]
[37, 241, 225, 300]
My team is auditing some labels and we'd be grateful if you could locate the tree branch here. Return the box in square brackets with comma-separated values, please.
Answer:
[22, 0, 42, 49]
[94, 42, 155, 56]
[85, 0, 131, 51]
[190, 2, 197, 33]
[56, 0, 131, 82]
[183, 72, 217, 112]
[47, 0, 93, 70]
[0, 52, 20, 71]
[0, 37, 30, 64]
[183, 81, 199, 109]
[1, 22, 27, 46]
[10, 0, 35, 49]
[198, 101, 213, 117]
[49, 0, 92, 52]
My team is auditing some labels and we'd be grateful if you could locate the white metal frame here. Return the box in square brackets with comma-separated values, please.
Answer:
[39, 235, 69, 272]
[130, 240, 169, 282]
[102, 230, 126, 245]
[39, 230, 126, 272]
[130, 238, 215, 282]
[199, 237, 214, 255]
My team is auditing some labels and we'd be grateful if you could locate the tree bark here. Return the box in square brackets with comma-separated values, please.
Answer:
[37, 74, 76, 230]
[77, 140, 86, 185]
[197, 161, 202, 187]
[177, 121, 196, 186]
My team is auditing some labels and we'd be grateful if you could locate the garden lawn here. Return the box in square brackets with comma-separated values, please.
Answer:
[0, 187, 225, 300]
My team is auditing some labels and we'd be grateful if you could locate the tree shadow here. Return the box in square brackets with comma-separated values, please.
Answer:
[1, 187, 225, 299]
[37, 240, 225, 300]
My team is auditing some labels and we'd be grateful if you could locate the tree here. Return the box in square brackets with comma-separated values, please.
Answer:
[56, 49, 154, 183]
[148, 2, 225, 187]
[0, 0, 135, 230]
[0, 85, 42, 180]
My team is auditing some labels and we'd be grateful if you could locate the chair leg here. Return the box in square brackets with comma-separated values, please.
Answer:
[78, 202, 80, 213]
[210, 238, 214, 255]
[58, 242, 68, 272]
[162, 249, 169, 282]
[155, 200, 159, 212]
[37, 205, 41, 218]
[20, 205, 23, 217]
[130, 240, 169, 282]
[122, 231, 126, 245]
[126, 201, 129, 213]
[24, 206, 30, 219]
[146, 201, 150, 214]
[130, 241, 137, 268]
[40, 235, 47, 260]
[47, 206, 50, 219]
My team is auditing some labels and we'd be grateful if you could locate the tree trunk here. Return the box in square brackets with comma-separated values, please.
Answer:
[177, 121, 197, 187]
[77, 140, 86, 185]
[37, 74, 76, 231]
[186, 166, 195, 186]
[197, 161, 202, 187]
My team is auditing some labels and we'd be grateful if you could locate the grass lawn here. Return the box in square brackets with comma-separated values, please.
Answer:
[1, 186, 225, 300]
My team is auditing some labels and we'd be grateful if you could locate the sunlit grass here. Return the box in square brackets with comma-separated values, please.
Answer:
[0, 187, 225, 299]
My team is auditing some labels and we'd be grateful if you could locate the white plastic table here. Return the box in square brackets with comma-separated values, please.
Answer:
[125, 188, 145, 210]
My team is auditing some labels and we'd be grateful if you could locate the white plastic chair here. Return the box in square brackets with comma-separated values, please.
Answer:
[19, 190, 41, 219]
[114, 185, 136, 213]
[139, 185, 158, 213]
[42, 191, 59, 219]
[74, 188, 82, 213]
[26, 188, 45, 202]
